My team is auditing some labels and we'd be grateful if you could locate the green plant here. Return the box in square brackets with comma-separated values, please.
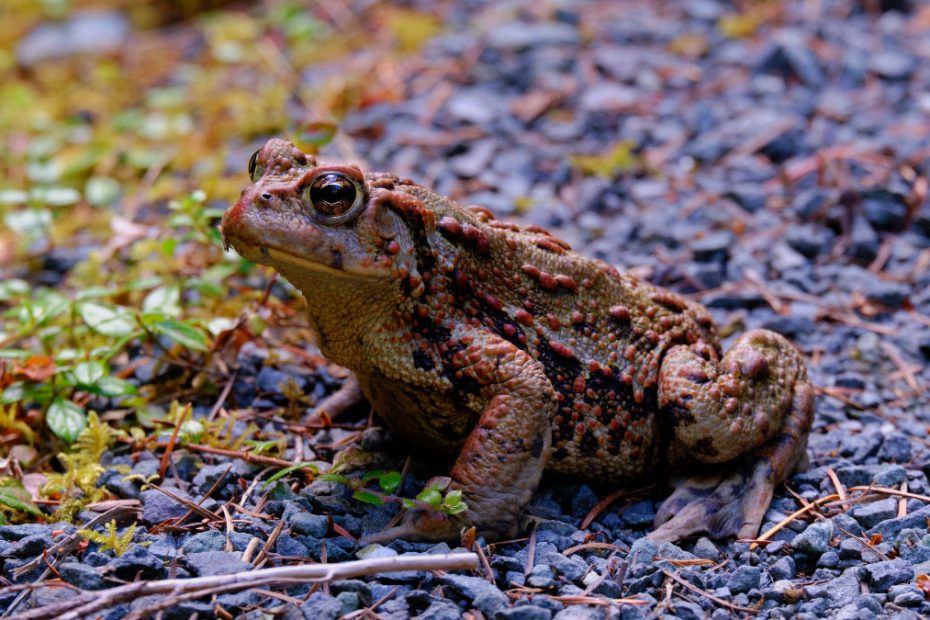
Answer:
[42, 412, 123, 521]
[78, 519, 137, 556]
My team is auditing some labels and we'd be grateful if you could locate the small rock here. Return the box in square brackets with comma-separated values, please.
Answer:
[621, 500, 656, 528]
[724, 185, 766, 213]
[140, 488, 193, 526]
[691, 231, 734, 262]
[485, 22, 580, 51]
[851, 498, 897, 529]
[890, 584, 925, 607]
[495, 605, 553, 620]
[527, 564, 557, 589]
[804, 566, 860, 603]
[289, 512, 330, 538]
[59, 562, 107, 590]
[863, 559, 914, 592]
[1, 534, 54, 559]
[300, 592, 344, 620]
[442, 574, 508, 616]
[727, 565, 762, 594]
[792, 520, 834, 556]
[816, 551, 839, 569]
[692, 537, 720, 562]
[184, 551, 250, 577]
[866, 506, 930, 540]
[869, 50, 915, 80]
[769, 555, 796, 580]
[108, 545, 165, 580]
[757, 32, 824, 87]
[878, 433, 912, 462]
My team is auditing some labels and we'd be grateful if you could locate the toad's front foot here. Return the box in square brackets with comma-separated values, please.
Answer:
[360, 508, 466, 544]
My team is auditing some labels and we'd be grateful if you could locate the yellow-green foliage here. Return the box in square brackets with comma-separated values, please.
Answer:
[78, 519, 136, 556]
[0, 405, 34, 445]
[571, 141, 639, 178]
[42, 412, 121, 521]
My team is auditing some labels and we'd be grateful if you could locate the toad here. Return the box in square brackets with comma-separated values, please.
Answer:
[221, 139, 813, 542]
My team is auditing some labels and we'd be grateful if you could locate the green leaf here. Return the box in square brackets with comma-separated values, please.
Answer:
[442, 489, 463, 508]
[0, 189, 28, 205]
[444, 500, 468, 515]
[262, 462, 319, 489]
[47, 398, 87, 443]
[150, 320, 209, 352]
[0, 481, 42, 516]
[84, 176, 121, 207]
[31, 186, 81, 206]
[0, 349, 31, 360]
[2, 381, 54, 405]
[353, 490, 384, 506]
[402, 498, 417, 509]
[0, 279, 29, 301]
[416, 488, 442, 508]
[143, 285, 181, 316]
[73, 360, 106, 386]
[378, 471, 402, 493]
[79, 302, 136, 336]
[93, 376, 137, 397]
[317, 473, 348, 484]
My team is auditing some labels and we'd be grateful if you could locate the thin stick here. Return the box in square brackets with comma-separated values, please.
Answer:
[827, 467, 848, 511]
[158, 402, 191, 481]
[749, 494, 839, 550]
[661, 569, 759, 614]
[9, 553, 480, 620]
[898, 481, 909, 518]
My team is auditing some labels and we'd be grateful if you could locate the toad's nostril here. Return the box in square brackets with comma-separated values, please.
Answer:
[260, 193, 273, 202]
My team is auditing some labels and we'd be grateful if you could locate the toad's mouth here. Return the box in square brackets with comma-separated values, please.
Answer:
[224, 233, 381, 281]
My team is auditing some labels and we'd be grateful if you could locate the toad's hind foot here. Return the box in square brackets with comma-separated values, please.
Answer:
[649, 458, 774, 542]
[650, 372, 814, 542]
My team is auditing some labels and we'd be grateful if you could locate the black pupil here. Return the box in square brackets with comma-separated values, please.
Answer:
[311, 175, 355, 214]
[248, 150, 259, 179]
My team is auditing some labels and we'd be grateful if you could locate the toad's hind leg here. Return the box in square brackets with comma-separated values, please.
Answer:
[649, 329, 813, 542]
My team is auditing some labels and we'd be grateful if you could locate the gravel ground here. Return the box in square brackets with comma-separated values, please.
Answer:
[7, 0, 930, 618]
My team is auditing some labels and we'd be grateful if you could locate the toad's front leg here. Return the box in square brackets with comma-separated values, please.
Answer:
[651, 329, 813, 542]
[363, 336, 556, 543]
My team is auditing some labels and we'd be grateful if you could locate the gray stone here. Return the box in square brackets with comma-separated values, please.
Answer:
[184, 550, 250, 577]
[494, 605, 553, 620]
[140, 488, 193, 525]
[300, 592, 343, 620]
[851, 498, 897, 529]
[691, 537, 720, 562]
[769, 555, 796, 580]
[527, 564, 557, 589]
[804, 566, 860, 604]
[59, 562, 107, 590]
[862, 559, 914, 592]
[552, 606, 606, 619]
[727, 565, 761, 594]
[289, 512, 329, 538]
[868, 505, 930, 541]
[108, 545, 165, 580]
[1, 534, 54, 559]
[442, 574, 508, 616]
[486, 23, 580, 51]
[792, 520, 834, 556]
[816, 550, 839, 569]
[418, 600, 462, 620]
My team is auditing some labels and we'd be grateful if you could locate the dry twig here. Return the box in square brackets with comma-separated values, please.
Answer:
[9, 553, 479, 620]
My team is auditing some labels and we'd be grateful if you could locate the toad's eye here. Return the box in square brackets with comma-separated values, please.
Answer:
[248, 150, 265, 182]
[304, 172, 363, 220]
